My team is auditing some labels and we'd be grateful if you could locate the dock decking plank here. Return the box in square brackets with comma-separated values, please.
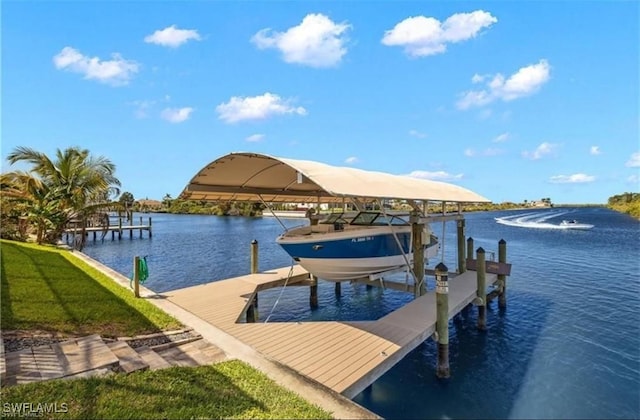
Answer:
[266, 323, 357, 362]
[254, 323, 339, 356]
[296, 332, 387, 383]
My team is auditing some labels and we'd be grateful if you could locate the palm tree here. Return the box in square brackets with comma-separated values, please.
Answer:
[3, 146, 121, 247]
[1, 172, 65, 243]
[162, 193, 173, 210]
[119, 191, 135, 220]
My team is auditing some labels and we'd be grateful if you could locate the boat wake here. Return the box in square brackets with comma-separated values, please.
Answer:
[495, 210, 594, 230]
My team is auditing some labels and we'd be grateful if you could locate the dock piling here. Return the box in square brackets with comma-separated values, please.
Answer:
[457, 219, 466, 274]
[411, 212, 425, 297]
[476, 247, 487, 331]
[435, 262, 450, 378]
[310, 275, 318, 309]
[250, 240, 259, 274]
[335, 282, 341, 297]
[498, 239, 507, 308]
[466, 237, 474, 262]
[247, 240, 259, 322]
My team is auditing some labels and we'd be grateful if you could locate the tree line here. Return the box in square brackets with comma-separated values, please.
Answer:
[3, 146, 635, 248]
[607, 192, 640, 218]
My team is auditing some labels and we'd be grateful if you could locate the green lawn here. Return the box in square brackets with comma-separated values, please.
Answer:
[0, 361, 332, 419]
[1, 239, 182, 336]
[0, 240, 334, 419]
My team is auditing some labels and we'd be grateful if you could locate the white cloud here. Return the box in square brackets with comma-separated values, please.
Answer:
[409, 129, 427, 138]
[160, 107, 193, 123]
[407, 170, 464, 181]
[549, 173, 596, 184]
[216, 92, 307, 123]
[252, 13, 350, 67]
[493, 132, 510, 143]
[626, 152, 640, 167]
[246, 134, 265, 142]
[53, 47, 139, 86]
[522, 142, 557, 160]
[457, 59, 551, 109]
[465, 147, 503, 157]
[382, 10, 497, 57]
[589, 146, 601, 155]
[345, 156, 358, 164]
[144, 25, 201, 48]
[627, 174, 639, 184]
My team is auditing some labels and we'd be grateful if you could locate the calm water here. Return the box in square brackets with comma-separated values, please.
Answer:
[81, 208, 640, 419]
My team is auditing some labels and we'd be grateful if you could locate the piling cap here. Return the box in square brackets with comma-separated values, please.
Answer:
[499, 239, 506, 245]
[476, 246, 485, 253]
[435, 262, 448, 273]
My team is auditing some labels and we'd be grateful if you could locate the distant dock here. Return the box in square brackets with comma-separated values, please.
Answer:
[64, 216, 152, 242]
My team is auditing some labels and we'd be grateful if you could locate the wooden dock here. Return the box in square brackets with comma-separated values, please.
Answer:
[64, 216, 152, 241]
[166, 265, 498, 398]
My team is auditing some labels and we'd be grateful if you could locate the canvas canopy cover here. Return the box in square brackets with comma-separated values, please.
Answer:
[181, 152, 490, 204]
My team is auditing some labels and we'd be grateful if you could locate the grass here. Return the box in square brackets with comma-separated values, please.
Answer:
[0, 240, 334, 419]
[1, 239, 182, 337]
[0, 361, 332, 419]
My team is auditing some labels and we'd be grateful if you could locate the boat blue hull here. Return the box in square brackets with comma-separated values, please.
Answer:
[278, 232, 412, 260]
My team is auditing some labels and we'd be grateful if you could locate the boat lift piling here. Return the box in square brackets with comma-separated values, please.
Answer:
[457, 218, 466, 274]
[475, 247, 487, 331]
[485, 239, 508, 308]
[411, 212, 426, 297]
[310, 275, 319, 309]
[498, 239, 507, 308]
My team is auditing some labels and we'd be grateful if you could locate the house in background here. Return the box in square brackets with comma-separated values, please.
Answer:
[526, 198, 553, 207]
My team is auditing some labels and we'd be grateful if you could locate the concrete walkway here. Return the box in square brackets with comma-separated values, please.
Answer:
[1, 332, 226, 387]
[70, 251, 380, 420]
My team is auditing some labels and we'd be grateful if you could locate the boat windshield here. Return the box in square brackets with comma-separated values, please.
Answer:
[319, 213, 350, 224]
[349, 211, 409, 226]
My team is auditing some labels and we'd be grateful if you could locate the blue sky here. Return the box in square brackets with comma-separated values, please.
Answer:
[2, 1, 638, 204]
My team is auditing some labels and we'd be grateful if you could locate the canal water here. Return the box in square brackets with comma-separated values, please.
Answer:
[81, 207, 640, 419]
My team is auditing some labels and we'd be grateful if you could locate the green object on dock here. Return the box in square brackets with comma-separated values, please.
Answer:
[138, 256, 149, 282]
[130, 256, 149, 294]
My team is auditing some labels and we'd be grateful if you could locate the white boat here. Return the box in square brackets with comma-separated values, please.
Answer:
[559, 219, 594, 229]
[276, 211, 439, 281]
